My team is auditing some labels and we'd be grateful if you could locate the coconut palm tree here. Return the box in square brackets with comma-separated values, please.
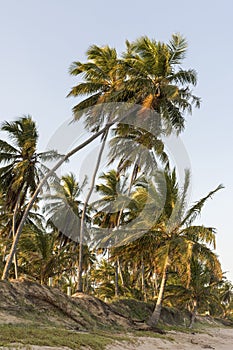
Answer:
[165, 258, 222, 327]
[68, 44, 126, 129]
[43, 172, 96, 289]
[0, 116, 59, 279]
[108, 34, 200, 175]
[106, 34, 200, 240]
[0, 116, 57, 212]
[92, 169, 130, 296]
[17, 222, 77, 285]
[219, 280, 233, 318]
[145, 170, 223, 327]
[68, 45, 130, 291]
[1, 117, 112, 281]
[111, 169, 223, 323]
[121, 34, 200, 132]
[43, 172, 86, 244]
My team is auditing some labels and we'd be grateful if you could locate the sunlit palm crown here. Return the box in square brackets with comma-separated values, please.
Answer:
[68, 34, 200, 134]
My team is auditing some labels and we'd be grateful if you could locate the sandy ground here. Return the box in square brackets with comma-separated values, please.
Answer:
[106, 327, 233, 350]
[0, 328, 232, 350]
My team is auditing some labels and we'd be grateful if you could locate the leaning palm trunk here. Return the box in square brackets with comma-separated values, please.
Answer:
[147, 253, 169, 327]
[12, 212, 18, 279]
[1, 121, 114, 280]
[12, 197, 21, 279]
[77, 131, 108, 292]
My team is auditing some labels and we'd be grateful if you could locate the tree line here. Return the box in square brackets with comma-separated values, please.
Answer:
[0, 34, 232, 327]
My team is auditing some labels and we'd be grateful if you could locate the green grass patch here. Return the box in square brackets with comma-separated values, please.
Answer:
[0, 324, 130, 350]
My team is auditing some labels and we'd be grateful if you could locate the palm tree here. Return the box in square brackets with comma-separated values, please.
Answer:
[92, 169, 130, 296]
[146, 170, 223, 327]
[165, 258, 222, 327]
[121, 34, 200, 131]
[219, 280, 233, 318]
[43, 172, 96, 289]
[43, 172, 86, 243]
[2, 34, 201, 281]
[106, 34, 200, 239]
[0, 116, 57, 212]
[0, 116, 59, 279]
[108, 34, 201, 176]
[68, 44, 125, 129]
[68, 45, 129, 291]
[1, 117, 112, 280]
[17, 223, 77, 285]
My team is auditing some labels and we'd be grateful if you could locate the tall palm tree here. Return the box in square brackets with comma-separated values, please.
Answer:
[68, 45, 125, 129]
[121, 34, 200, 131]
[0, 116, 59, 279]
[108, 34, 200, 175]
[68, 45, 129, 291]
[106, 34, 200, 238]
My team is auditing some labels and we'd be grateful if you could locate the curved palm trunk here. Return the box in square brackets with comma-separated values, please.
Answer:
[147, 253, 169, 327]
[12, 197, 21, 279]
[77, 131, 108, 292]
[12, 207, 18, 279]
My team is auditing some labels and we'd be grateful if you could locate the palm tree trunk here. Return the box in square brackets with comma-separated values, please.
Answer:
[189, 300, 197, 328]
[12, 200, 20, 279]
[118, 257, 125, 288]
[115, 260, 119, 297]
[152, 270, 158, 298]
[116, 157, 140, 229]
[147, 253, 169, 327]
[77, 131, 108, 292]
[141, 256, 147, 302]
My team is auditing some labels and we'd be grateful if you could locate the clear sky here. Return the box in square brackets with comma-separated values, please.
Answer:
[0, 0, 232, 281]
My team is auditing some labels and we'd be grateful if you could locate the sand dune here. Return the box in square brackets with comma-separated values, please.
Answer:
[107, 327, 233, 350]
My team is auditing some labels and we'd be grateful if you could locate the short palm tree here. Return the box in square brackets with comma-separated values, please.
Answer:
[165, 258, 222, 327]
[18, 223, 76, 285]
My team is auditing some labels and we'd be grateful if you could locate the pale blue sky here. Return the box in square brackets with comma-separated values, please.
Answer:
[0, 0, 232, 281]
